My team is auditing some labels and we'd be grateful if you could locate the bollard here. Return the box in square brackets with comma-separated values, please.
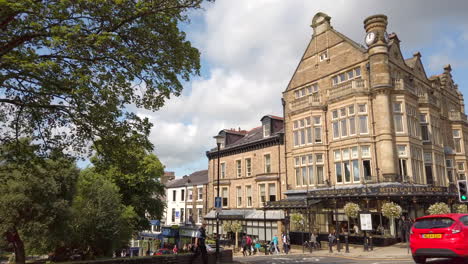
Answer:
[370, 236, 373, 251]
[264, 243, 268, 255]
[345, 234, 349, 253]
[363, 236, 368, 252]
[337, 237, 341, 252]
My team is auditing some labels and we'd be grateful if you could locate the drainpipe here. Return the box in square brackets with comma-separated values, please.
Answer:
[323, 106, 332, 185]
[282, 98, 289, 194]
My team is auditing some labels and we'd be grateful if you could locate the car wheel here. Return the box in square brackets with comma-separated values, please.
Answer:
[412, 256, 426, 264]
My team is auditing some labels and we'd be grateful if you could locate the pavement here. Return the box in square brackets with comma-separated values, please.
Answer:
[231, 242, 413, 260]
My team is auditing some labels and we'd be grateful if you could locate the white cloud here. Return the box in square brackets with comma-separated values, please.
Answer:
[146, 0, 468, 176]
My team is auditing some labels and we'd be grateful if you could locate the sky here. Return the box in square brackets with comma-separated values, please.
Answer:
[136, 0, 468, 178]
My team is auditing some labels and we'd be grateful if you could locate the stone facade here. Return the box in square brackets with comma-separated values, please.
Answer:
[205, 116, 286, 241]
[283, 12, 467, 191]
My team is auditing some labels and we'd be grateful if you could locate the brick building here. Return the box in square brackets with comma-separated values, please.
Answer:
[204, 115, 286, 242]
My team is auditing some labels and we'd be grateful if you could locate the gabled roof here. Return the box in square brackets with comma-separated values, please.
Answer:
[165, 169, 208, 188]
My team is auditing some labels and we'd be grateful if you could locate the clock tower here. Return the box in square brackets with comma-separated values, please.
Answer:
[364, 15, 398, 182]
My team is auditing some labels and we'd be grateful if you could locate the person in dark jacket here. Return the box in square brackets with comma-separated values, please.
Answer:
[398, 215, 413, 242]
[190, 222, 207, 264]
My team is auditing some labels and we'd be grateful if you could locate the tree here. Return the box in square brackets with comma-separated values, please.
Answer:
[68, 169, 137, 257]
[290, 213, 304, 232]
[230, 221, 242, 252]
[0, 140, 79, 264]
[91, 137, 166, 231]
[0, 0, 207, 155]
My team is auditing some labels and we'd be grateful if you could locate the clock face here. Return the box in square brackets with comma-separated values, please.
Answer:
[365, 32, 376, 46]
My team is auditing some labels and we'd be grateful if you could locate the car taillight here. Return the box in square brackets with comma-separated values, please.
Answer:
[452, 223, 462, 234]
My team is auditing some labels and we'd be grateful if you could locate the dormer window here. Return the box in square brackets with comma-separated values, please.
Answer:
[263, 123, 271, 137]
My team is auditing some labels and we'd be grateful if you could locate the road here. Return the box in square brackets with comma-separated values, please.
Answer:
[234, 254, 468, 264]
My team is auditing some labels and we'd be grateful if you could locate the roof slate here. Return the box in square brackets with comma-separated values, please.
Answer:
[165, 169, 208, 188]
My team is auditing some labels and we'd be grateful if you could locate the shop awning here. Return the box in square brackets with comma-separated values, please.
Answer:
[264, 197, 321, 209]
[204, 209, 284, 220]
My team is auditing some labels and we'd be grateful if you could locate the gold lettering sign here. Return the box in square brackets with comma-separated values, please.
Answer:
[308, 186, 448, 198]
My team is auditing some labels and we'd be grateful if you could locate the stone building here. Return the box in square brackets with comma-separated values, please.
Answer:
[267, 12, 462, 244]
[204, 115, 286, 242]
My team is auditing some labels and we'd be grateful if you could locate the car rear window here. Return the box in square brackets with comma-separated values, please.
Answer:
[414, 217, 454, 229]
[460, 216, 468, 226]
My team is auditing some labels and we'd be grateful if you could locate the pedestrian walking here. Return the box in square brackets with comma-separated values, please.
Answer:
[190, 222, 208, 264]
[273, 234, 279, 254]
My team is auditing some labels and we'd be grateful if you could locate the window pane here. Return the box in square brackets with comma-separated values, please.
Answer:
[314, 116, 321, 125]
[394, 115, 403, 132]
[340, 108, 346, 117]
[421, 125, 429, 141]
[332, 110, 338, 119]
[307, 127, 312, 144]
[317, 166, 324, 184]
[308, 166, 314, 185]
[316, 154, 323, 163]
[393, 102, 402, 113]
[344, 161, 351, 182]
[315, 127, 322, 143]
[294, 131, 299, 146]
[268, 183, 276, 202]
[351, 147, 358, 159]
[334, 150, 341, 161]
[353, 160, 360, 182]
[335, 163, 342, 183]
[361, 146, 370, 158]
[341, 119, 347, 136]
[348, 105, 355, 115]
[302, 167, 307, 185]
[300, 130, 305, 145]
[359, 116, 368, 134]
[355, 67, 361, 76]
[295, 157, 300, 166]
[358, 104, 366, 113]
[333, 122, 339, 138]
[295, 168, 301, 186]
[363, 160, 371, 181]
[301, 156, 307, 165]
[349, 117, 356, 135]
[342, 149, 349, 160]
[347, 70, 354, 79]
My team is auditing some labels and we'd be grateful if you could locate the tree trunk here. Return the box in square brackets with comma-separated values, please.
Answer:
[5, 229, 26, 264]
[14, 235, 26, 264]
[235, 232, 238, 252]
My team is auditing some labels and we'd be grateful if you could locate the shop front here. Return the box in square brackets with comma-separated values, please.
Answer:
[204, 209, 284, 244]
[267, 183, 458, 246]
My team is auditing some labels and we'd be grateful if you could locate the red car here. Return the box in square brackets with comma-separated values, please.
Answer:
[410, 213, 468, 263]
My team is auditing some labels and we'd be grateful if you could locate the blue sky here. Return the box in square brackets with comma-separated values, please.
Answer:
[135, 0, 468, 178]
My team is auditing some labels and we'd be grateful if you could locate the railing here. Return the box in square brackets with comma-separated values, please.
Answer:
[449, 110, 467, 122]
[328, 79, 368, 101]
[393, 78, 416, 95]
[290, 92, 321, 111]
[418, 93, 438, 107]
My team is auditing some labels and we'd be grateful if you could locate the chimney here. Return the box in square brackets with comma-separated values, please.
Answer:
[311, 12, 331, 36]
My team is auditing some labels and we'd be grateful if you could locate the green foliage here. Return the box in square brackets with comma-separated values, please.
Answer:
[427, 202, 450, 215]
[91, 137, 166, 231]
[290, 213, 304, 231]
[381, 202, 402, 219]
[0, 140, 79, 256]
[230, 221, 242, 233]
[344, 202, 360, 218]
[222, 221, 232, 233]
[69, 169, 137, 257]
[453, 204, 468, 213]
[0, 0, 207, 155]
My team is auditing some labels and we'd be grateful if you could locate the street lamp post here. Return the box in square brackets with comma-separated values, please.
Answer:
[214, 135, 223, 263]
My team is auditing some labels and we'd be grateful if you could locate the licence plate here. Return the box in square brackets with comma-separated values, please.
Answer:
[422, 234, 442, 239]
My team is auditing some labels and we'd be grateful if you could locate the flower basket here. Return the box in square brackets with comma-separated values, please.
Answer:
[427, 202, 450, 215]
[381, 202, 402, 219]
[344, 202, 360, 218]
[454, 203, 468, 213]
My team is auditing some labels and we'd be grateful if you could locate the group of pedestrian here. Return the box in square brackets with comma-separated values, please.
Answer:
[398, 215, 414, 243]
[240, 234, 253, 256]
